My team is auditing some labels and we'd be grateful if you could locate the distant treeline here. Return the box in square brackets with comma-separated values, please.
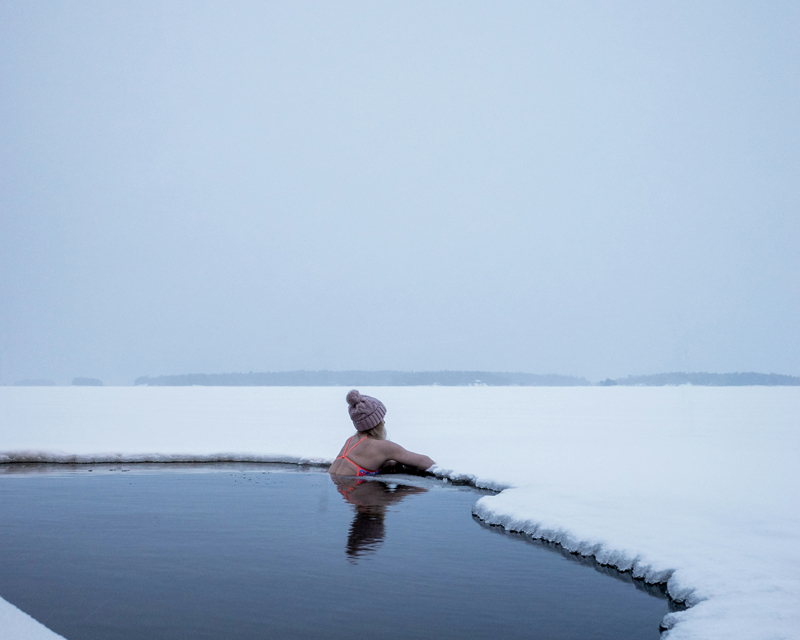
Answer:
[598, 372, 800, 386]
[134, 371, 591, 387]
[12, 378, 103, 386]
[72, 377, 103, 386]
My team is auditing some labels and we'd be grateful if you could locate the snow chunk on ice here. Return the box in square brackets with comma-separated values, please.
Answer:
[0, 596, 65, 639]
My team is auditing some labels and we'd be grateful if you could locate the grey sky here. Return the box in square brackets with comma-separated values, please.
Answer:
[1, 1, 798, 384]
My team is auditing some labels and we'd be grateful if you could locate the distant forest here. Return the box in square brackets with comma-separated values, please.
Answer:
[598, 372, 800, 386]
[134, 371, 590, 387]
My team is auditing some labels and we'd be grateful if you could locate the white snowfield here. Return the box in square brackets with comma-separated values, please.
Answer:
[1, 386, 798, 640]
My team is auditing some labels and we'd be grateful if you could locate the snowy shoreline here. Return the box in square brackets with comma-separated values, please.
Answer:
[2, 386, 798, 639]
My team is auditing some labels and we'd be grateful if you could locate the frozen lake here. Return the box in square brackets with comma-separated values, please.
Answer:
[0, 464, 672, 640]
[1, 385, 798, 639]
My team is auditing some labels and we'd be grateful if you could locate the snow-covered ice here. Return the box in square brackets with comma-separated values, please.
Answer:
[1, 385, 798, 639]
[0, 596, 65, 640]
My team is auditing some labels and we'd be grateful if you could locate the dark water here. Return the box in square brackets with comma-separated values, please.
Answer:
[0, 464, 672, 639]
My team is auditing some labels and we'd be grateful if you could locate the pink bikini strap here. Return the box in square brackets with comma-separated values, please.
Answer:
[342, 436, 366, 456]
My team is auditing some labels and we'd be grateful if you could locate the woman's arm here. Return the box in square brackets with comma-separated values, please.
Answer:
[377, 440, 434, 471]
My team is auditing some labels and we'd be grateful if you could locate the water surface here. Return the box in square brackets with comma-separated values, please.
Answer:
[0, 463, 672, 639]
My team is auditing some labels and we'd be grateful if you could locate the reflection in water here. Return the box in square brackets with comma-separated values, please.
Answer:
[331, 476, 428, 562]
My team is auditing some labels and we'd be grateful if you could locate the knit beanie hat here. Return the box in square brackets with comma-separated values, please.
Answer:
[346, 389, 386, 431]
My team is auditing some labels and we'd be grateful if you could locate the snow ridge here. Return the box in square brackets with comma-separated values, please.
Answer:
[472, 500, 687, 599]
[0, 451, 330, 466]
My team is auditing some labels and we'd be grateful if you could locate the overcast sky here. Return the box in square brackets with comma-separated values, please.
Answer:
[1, 1, 798, 384]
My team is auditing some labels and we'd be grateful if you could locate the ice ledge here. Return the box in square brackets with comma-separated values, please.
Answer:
[0, 451, 331, 467]
[471, 500, 690, 600]
[0, 596, 65, 639]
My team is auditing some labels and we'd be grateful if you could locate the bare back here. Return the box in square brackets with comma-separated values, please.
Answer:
[328, 433, 434, 476]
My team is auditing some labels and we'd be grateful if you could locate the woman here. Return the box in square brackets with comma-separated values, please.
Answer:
[328, 389, 434, 476]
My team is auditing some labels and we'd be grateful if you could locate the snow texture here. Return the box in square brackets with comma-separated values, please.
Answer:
[0, 597, 65, 639]
[1, 386, 799, 639]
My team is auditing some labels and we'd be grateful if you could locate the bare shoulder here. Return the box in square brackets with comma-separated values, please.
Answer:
[374, 439, 409, 456]
[375, 439, 434, 471]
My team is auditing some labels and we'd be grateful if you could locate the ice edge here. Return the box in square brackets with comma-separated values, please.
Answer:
[0, 451, 331, 467]
[469, 498, 696, 635]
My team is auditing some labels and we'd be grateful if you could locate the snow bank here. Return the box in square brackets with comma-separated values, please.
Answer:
[1, 386, 799, 639]
[0, 597, 64, 639]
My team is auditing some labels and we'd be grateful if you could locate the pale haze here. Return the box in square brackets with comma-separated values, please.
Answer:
[1, 1, 798, 385]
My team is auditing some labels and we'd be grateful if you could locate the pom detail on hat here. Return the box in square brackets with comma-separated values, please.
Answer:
[346, 389, 362, 407]
[346, 389, 387, 431]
